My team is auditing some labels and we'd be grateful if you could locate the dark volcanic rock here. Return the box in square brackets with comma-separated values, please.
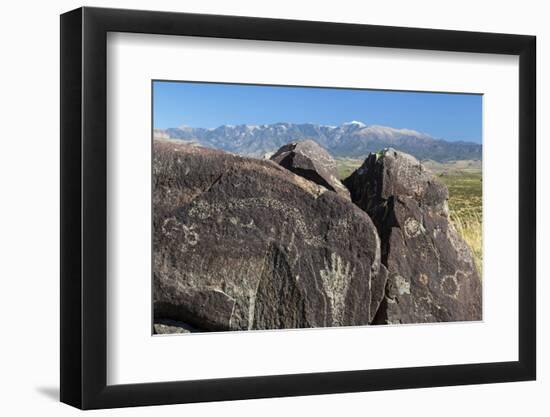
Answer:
[344, 148, 482, 324]
[271, 140, 350, 200]
[153, 140, 386, 331]
[153, 319, 195, 334]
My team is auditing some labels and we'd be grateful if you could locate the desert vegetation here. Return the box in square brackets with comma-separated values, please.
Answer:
[336, 157, 483, 276]
[154, 140, 482, 332]
[439, 171, 482, 276]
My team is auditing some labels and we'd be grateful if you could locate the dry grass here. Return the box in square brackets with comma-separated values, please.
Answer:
[449, 210, 483, 276]
[439, 171, 483, 277]
[335, 157, 483, 277]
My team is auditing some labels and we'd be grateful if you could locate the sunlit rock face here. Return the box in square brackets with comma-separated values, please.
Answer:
[153, 140, 386, 331]
[344, 148, 482, 324]
[271, 139, 351, 200]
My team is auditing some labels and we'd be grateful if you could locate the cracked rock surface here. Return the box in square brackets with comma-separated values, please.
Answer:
[344, 148, 482, 324]
[153, 140, 386, 331]
[271, 139, 351, 200]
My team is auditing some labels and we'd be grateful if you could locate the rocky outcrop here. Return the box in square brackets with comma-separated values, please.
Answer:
[153, 140, 386, 331]
[271, 140, 350, 200]
[153, 319, 194, 334]
[344, 148, 482, 324]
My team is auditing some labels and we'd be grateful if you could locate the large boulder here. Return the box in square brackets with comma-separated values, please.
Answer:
[153, 140, 386, 331]
[344, 148, 482, 324]
[271, 140, 350, 200]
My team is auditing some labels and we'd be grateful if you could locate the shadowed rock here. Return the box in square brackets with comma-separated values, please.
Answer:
[271, 140, 350, 200]
[344, 148, 482, 324]
[153, 319, 196, 334]
[153, 140, 386, 331]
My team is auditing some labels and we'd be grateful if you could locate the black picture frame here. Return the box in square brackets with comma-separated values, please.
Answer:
[60, 6, 536, 410]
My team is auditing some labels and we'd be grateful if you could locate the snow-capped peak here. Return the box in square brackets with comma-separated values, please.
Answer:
[365, 125, 423, 137]
[342, 120, 366, 127]
[161, 120, 480, 162]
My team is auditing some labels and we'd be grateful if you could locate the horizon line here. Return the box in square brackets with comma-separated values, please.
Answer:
[154, 120, 482, 144]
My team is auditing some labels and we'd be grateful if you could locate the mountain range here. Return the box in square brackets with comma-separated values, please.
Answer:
[154, 121, 482, 162]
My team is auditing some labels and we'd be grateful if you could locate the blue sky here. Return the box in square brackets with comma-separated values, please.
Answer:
[153, 81, 482, 143]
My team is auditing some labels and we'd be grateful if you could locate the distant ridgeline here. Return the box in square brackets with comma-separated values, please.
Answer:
[154, 121, 482, 162]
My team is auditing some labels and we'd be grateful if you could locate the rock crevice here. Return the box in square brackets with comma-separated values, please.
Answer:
[344, 148, 482, 324]
[153, 140, 386, 331]
[270, 139, 351, 200]
[153, 141, 481, 332]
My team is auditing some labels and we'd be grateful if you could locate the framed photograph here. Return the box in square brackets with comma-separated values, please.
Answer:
[60, 6, 536, 409]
